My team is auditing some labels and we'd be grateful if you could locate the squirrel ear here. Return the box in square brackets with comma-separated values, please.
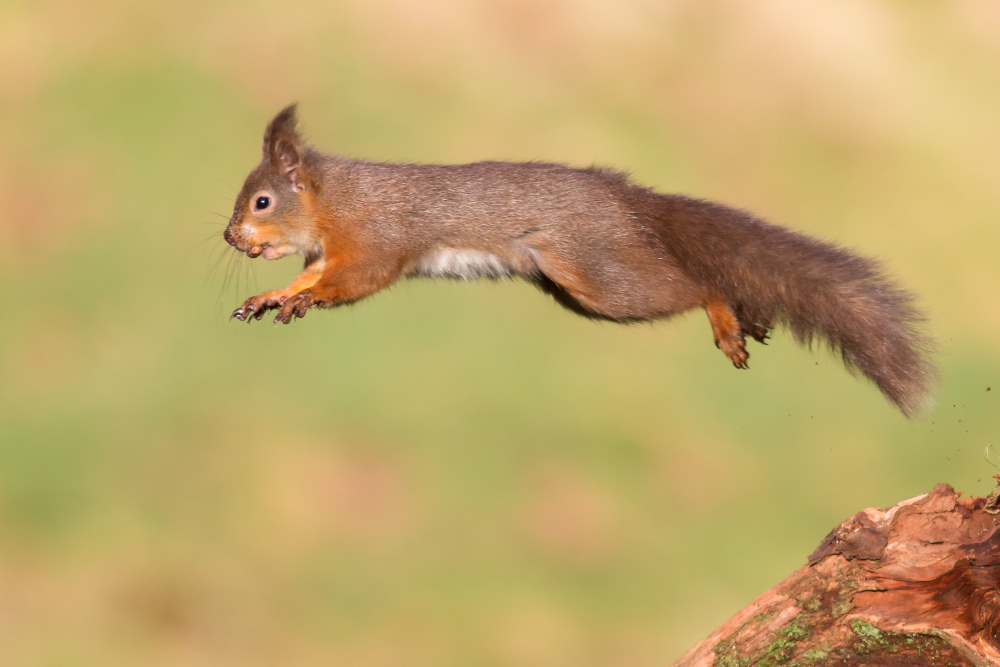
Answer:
[263, 104, 308, 192]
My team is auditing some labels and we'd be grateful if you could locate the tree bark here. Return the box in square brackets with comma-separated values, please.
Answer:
[672, 483, 1000, 667]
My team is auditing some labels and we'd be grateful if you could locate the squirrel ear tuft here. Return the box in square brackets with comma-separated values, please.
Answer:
[263, 104, 308, 191]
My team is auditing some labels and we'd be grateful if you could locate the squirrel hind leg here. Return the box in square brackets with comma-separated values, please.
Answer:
[705, 298, 751, 369]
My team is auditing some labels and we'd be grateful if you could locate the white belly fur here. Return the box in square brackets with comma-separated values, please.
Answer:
[416, 248, 513, 279]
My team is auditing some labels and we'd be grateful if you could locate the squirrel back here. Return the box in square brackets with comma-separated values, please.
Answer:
[225, 105, 936, 416]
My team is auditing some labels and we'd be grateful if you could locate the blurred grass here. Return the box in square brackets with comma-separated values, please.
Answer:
[1, 0, 999, 665]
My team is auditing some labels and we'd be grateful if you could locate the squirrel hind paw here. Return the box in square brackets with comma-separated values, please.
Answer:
[705, 298, 752, 369]
[721, 337, 750, 369]
[746, 322, 770, 345]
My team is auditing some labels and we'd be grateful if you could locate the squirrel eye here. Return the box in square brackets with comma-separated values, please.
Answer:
[254, 195, 271, 211]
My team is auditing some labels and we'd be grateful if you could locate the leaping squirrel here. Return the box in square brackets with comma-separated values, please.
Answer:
[224, 105, 935, 416]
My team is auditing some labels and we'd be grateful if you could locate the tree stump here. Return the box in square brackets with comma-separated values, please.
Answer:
[672, 483, 1000, 666]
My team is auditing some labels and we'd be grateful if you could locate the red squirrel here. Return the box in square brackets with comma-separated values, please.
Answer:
[224, 105, 935, 416]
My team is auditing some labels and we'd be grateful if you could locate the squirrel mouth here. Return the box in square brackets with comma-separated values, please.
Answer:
[223, 227, 276, 259]
[245, 244, 286, 260]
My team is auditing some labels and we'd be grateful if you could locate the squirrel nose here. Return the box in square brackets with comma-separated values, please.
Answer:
[223, 226, 236, 246]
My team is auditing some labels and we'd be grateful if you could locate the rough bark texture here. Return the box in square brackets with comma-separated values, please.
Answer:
[673, 483, 1000, 667]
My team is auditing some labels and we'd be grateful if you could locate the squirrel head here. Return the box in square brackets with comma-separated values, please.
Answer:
[224, 104, 321, 261]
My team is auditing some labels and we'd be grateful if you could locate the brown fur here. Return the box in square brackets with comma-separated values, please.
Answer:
[224, 105, 936, 416]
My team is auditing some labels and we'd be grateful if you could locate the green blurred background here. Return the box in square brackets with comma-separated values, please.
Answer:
[1, 0, 998, 664]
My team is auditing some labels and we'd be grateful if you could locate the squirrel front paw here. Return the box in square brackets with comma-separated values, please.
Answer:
[231, 292, 285, 322]
[273, 291, 316, 325]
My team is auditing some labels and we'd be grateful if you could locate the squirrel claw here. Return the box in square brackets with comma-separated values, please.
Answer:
[231, 293, 286, 323]
[747, 323, 770, 344]
[273, 310, 299, 325]
[273, 292, 316, 324]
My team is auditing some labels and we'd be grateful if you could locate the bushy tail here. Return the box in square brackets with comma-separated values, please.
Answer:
[645, 194, 936, 416]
